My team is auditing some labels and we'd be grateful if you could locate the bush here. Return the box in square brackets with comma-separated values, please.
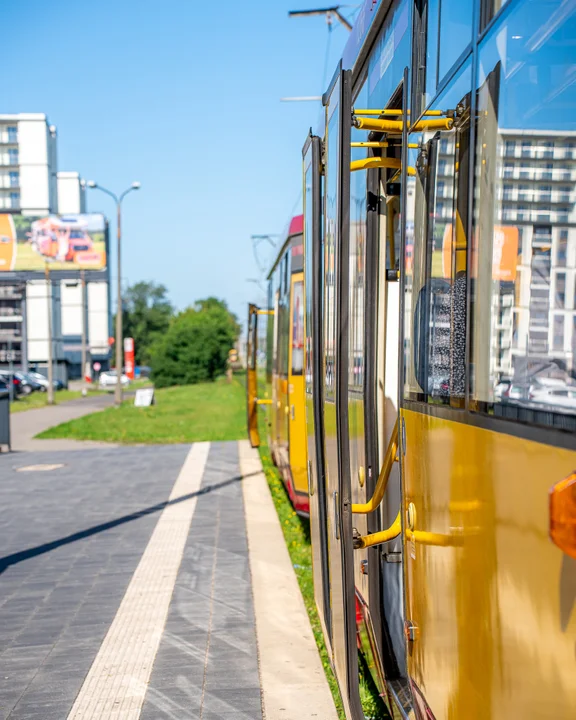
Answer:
[149, 298, 239, 388]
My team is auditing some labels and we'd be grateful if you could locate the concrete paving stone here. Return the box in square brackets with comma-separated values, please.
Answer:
[141, 442, 263, 720]
[203, 686, 263, 715]
[0, 443, 191, 718]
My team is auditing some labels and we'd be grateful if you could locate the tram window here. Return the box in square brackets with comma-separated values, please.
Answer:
[438, 0, 473, 81]
[304, 162, 314, 389]
[404, 63, 472, 405]
[266, 279, 274, 382]
[291, 281, 304, 375]
[349, 78, 369, 393]
[324, 91, 339, 403]
[424, 0, 473, 105]
[367, 0, 410, 110]
[471, 0, 576, 426]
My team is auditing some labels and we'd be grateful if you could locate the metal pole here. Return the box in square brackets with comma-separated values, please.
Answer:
[81, 269, 87, 397]
[45, 264, 54, 405]
[115, 201, 123, 406]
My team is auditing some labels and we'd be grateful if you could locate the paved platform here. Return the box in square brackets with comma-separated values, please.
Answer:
[9, 394, 116, 452]
[0, 441, 336, 719]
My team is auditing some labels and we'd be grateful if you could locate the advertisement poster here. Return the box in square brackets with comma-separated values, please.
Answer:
[0, 213, 106, 272]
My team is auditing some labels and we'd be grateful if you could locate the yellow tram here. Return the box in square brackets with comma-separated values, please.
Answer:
[247, 217, 309, 515]
[248, 0, 576, 717]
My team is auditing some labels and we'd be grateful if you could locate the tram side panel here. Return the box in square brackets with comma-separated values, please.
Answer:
[401, 4, 576, 716]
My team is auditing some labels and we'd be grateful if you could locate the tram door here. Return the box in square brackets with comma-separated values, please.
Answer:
[302, 133, 331, 642]
[288, 272, 307, 499]
[246, 304, 260, 448]
[321, 66, 363, 720]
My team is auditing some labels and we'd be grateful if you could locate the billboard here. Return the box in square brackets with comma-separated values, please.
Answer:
[0, 213, 106, 272]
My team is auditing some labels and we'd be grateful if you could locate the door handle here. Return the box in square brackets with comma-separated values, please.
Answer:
[290, 404, 295, 420]
[333, 491, 340, 540]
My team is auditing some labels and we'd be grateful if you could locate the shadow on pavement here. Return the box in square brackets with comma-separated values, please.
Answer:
[0, 470, 260, 576]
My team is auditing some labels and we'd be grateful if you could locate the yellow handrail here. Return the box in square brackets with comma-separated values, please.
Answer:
[353, 117, 453, 133]
[351, 141, 389, 148]
[352, 421, 398, 513]
[354, 512, 401, 549]
[256, 399, 272, 405]
[257, 310, 274, 315]
[350, 157, 401, 172]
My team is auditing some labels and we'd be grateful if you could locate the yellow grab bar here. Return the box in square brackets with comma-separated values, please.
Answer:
[352, 420, 398, 513]
[351, 141, 389, 148]
[257, 310, 274, 315]
[350, 157, 401, 172]
[353, 117, 403, 133]
[256, 398, 272, 405]
[353, 117, 453, 133]
[353, 512, 401, 549]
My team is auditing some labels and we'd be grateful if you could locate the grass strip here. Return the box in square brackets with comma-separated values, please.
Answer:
[36, 377, 247, 443]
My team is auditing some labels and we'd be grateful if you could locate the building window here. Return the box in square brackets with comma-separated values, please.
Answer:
[8, 171, 18, 188]
[553, 315, 564, 351]
[555, 272, 566, 308]
[556, 232, 568, 267]
[7, 149, 18, 166]
[7, 127, 17, 143]
[505, 140, 515, 155]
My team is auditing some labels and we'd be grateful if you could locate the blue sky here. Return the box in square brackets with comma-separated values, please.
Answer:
[2, 0, 351, 320]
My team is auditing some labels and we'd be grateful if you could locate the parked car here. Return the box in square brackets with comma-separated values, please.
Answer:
[27, 371, 64, 392]
[14, 372, 44, 394]
[99, 370, 130, 389]
[0, 373, 24, 397]
[529, 384, 576, 410]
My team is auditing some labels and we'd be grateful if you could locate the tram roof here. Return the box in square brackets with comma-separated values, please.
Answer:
[267, 214, 303, 279]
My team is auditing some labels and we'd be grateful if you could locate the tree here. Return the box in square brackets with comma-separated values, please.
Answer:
[149, 298, 239, 388]
[120, 282, 174, 365]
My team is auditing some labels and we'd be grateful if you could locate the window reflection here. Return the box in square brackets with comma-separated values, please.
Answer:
[471, 0, 576, 423]
[324, 90, 340, 402]
[404, 64, 472, 405]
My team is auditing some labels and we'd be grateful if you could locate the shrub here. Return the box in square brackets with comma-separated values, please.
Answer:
[149, 298, 239, 388]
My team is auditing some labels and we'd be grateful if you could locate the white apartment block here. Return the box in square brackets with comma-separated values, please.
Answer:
[57, 171, 86, 215]
[0, 114, 58, 214]
[0, 114, 111, 382]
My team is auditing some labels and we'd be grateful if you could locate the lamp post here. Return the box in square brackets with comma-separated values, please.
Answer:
[87, 180, 140, 406]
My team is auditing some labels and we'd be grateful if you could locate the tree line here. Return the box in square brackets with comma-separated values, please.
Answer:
[120, 281, 240, 388]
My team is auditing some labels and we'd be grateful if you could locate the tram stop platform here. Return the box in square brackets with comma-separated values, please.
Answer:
[0, 440, 337, 720]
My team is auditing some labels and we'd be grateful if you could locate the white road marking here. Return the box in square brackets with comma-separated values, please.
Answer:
[67, 442, 210, 720]
[239, 440, 338, 720]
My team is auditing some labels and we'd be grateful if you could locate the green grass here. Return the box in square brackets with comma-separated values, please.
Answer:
[10, 389, 106, 414]
[36, 376, 247, 443]
[257, 416, 390, 720]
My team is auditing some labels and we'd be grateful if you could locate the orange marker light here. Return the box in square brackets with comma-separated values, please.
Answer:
[549, 472, 576, 559]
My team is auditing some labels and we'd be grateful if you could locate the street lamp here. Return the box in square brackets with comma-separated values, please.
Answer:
[87, 180, 140, 406]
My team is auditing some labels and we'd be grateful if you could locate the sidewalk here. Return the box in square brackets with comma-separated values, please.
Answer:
[0, 440, 337, 719]
[9, 394, 116, 452]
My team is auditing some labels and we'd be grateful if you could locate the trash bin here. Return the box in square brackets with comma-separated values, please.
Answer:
[0, 390, 10, 451]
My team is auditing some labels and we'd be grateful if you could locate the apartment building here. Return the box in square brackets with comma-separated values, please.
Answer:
[0, 114, 58, 215]
[0, 114, 111, 382]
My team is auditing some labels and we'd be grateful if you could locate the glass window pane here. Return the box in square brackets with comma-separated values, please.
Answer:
[471, 0, 576, 422]
[426, 0, 440, 103]
[404, 62, 472, 405]
[438, 0, 474, 81]
[291, 281, 304, 375]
